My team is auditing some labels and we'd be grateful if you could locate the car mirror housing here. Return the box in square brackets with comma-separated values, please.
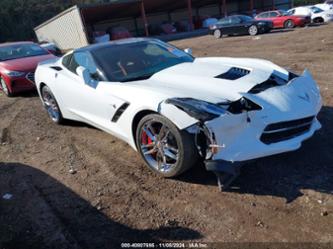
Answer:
[184, 48, 193, 55]
[76, 66, 98, 88]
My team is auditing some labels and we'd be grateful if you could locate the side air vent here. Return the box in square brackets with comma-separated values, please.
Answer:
[111, 103, 130, 122]
[215, 67, 250, 80]
[50, 66, 63, 71]
[249, 74, 289, 94]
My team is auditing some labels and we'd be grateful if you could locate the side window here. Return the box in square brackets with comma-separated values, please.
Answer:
[62, 53, 79, 74]
[258, 13, 267, 18]
[62, 54, 72, 69]
[73, 52, 101, 81]
[218, 17, 229, 25]
[232, 17, 242, 24]
[288, 9, 295, 15]
[67, 55, 79, 74]
[270, 12, 278, 17]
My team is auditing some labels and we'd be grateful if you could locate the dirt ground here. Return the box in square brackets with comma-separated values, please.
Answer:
[1, 24, 333, 249]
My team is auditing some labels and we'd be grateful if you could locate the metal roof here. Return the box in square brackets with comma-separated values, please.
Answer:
[80, 0, 224, 24]
[36, 0, 227, 29]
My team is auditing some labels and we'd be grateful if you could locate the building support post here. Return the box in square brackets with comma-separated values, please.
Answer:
[140, 1, 149, 36]
[187, 0, 194, 31]
[272, 0, 275, 10]
[250, 0, 254, 14]
[221, 0, 227, 17]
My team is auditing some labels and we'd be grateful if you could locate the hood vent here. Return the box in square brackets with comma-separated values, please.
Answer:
[215, 67, 250, 80]
[248, 73, 291, 94]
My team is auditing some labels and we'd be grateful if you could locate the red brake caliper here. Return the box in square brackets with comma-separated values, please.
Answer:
[142, 131, 155, 157]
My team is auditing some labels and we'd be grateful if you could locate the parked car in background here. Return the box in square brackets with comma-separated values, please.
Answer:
[288, 6, 333, 23]
[34, 38, 322, 188]
[149, 23, 177, 35]
[40, 41, 62, 56]
[107, 26, 132, 41]
[210, 15, 273, 38]
[202, 17, 219, 28]
[0, 42, 55, 97]
[316, 2, 333, 11]
[255, 10, 310, 28]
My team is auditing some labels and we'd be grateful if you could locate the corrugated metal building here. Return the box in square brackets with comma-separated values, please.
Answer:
[35, 0, 292, 50]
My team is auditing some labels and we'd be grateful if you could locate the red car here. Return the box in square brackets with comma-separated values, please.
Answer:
[255, 10, 310, 28]
[0, 42, 55, 97]
[107, 27, 132, 40]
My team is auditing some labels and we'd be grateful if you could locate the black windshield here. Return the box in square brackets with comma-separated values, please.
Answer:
[0, 43, 49, 61]
[91, 40, 194, 82]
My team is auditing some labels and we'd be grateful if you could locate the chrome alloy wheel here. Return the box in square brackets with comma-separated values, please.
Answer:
[140, 121, 179, 173]
[249, 25, 258, 36]
[42, 90, 60, 122]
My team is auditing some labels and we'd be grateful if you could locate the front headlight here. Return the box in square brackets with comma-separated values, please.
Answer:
[4, 70, 26, 77]
[166, 98, 227, 122]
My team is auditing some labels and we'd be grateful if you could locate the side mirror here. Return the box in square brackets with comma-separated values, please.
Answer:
[76, 66, 98, 88]
[184, 48, 193, 55]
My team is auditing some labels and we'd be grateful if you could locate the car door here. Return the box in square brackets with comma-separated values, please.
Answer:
[52, 52, 124, 131]
[230, 16, 246, 34]
[217, 17, 232, 35]
[269, 11, 283, 28]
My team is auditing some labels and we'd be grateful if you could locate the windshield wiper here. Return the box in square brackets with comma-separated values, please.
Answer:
[120, 73, 154, 82]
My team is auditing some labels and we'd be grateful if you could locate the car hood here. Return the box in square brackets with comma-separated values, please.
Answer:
[123, 57, 289, 103]
[0, 54, 55, 72]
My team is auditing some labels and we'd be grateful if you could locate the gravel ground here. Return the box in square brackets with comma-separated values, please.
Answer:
[0, 24, 332, 249]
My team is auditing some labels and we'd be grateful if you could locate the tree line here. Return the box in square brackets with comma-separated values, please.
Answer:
[0, 0, 102, 42]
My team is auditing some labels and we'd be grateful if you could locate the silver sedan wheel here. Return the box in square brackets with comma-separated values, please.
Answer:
[249, 25, 258, 36]
[140, 121, 179, 173]
[42, 90, 60, 122]
[214, 29, 222, 39]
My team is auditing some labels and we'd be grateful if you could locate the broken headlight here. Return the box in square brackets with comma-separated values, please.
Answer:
[225, 97, 262, 114]
[165, 98, 227, 122]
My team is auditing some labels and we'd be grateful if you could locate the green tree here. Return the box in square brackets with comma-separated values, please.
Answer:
[0, 0, 101, 42]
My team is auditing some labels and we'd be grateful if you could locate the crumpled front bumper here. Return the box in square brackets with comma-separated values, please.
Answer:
[203, 70, 322, 170]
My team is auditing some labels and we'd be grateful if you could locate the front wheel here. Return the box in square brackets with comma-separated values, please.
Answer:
[0, 76, 13, 97]
[41, 85, 64, 124]
[284, 20, 295, 29]
[213, 29, 222, 39]
[136, 114, 197, 177]
[248, 25, 258, 36]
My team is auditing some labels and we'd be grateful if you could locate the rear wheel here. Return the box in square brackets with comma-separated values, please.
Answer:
[41, 85, 64, 124]
[248, 25, 258, 36]
[213, 29, 222, 39]
[0, 76, 13, 97]
[284, 19, 295, 29]
[136, 114, 197, 177]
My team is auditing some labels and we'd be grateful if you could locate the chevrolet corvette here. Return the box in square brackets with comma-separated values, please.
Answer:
[35, 38, 322, 189]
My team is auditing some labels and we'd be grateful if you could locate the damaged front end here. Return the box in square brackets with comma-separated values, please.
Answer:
[159, 96, 262, 190]
[158, 69, 322, 190]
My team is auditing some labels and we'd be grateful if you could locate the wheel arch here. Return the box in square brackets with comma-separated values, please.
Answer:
[131, 109, 158, 147]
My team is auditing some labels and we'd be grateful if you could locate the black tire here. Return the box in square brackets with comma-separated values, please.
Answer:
[213, 29, 222, 39]
[248, 25, 258, 36]
[313, 17, 324, 23]
[41, 85, 64, 124]
[0, 76, 13, 97]
[284, 19, 295, 29]
[136, 114, 197, 178]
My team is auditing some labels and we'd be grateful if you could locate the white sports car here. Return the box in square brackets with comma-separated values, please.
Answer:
[35, 38, 322, 189]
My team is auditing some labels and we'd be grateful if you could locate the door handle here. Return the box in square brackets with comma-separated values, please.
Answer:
[55, 73, 58, 78]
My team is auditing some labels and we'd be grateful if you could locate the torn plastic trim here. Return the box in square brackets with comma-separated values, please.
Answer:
[248, 71, 300, 94]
